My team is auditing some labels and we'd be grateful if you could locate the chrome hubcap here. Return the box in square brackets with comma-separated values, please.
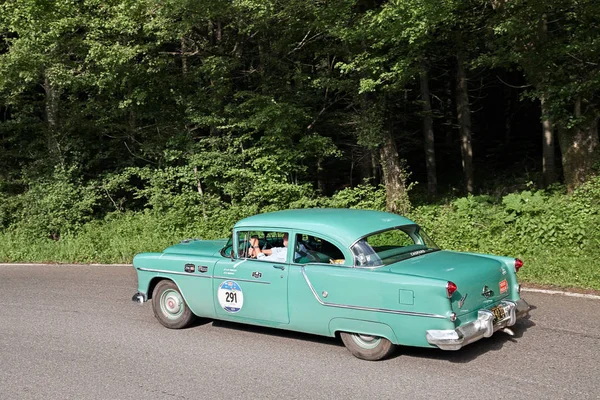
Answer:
[160, 289, 183, 319]
[352, 334, 382, 349]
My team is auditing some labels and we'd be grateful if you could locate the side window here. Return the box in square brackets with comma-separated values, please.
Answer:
[237, 230, 289, 262]
[294, 233, 345, 265]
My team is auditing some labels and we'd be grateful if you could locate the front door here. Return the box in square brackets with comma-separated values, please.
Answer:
[213, 236, 290, 324]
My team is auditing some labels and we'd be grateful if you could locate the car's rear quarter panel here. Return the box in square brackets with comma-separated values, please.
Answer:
[287, 264, 456, 347]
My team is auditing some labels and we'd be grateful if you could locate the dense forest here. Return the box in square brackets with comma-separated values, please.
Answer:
[0, 0, 599, 288]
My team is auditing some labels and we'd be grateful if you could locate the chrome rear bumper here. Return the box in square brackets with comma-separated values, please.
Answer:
[426, 298, 530, 351]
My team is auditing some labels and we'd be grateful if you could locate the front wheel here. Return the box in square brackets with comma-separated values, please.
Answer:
[340, 332, 396, 361]
[152, 280, 196, 329]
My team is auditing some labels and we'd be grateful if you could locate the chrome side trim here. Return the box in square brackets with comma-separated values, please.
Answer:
[213, 276, 271, 285]
[137, 268, 272, 284]
[300, 266, 446, 319]
[137, 267, 211, 278]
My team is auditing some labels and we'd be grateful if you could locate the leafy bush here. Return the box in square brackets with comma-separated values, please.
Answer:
[6, 166, 99, 239]
[289, 181, 386, 210]
[1, 175, 599, 290]
[411, 177, 600, 289]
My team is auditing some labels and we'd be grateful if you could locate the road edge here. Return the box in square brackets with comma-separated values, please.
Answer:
[520, 287, 600, 300]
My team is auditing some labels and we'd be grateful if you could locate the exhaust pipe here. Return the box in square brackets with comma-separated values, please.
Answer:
[502, 328, 514, 336]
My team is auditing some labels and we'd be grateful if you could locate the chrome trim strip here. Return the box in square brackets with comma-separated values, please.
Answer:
[300, 266, 446, 319]
[137, 267, 211, 277]
[213, 276, 271, 285]
[137, 268, 272, 284]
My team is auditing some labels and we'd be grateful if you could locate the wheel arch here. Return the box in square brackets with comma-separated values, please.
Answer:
[147, 276, 180, 300]
[329, 318, 399, 344]
[147, 277, 164, 300]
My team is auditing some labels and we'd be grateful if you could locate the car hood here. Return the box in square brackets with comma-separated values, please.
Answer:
[387, 250, 510, 314]
[163, 239, 228, 256]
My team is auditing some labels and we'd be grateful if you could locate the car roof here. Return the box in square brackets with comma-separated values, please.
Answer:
[234, 208, 416, 245]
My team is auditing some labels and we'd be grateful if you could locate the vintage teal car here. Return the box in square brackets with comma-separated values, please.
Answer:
[132, 208, 530, 360]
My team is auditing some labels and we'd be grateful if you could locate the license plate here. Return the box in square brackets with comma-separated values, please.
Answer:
[490, 305, 506, 323]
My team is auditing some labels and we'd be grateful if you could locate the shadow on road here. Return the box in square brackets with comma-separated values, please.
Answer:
[210, 319, 343, 347]
[396, 313, 536, 363]
[187, 303, 537, 362]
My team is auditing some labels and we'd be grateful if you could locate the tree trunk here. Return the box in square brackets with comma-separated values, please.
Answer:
[371, 149, 380, 184]
[194, 166, 207, 219]
[316, 158, 326, 193]
[379, 127, 410, 214]
[420, 64, 437, 197]
[557, 98, 599, 193]
[181, 37, 188, 76]
[537, 14, 557, 188]
[455, 52, 474, 193]
[540, 96, 557, 187]
[44, 72, 58, 130]
[43, 69, 63, 165]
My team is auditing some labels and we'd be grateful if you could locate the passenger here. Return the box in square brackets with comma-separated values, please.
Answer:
[250, 233, 288, 263]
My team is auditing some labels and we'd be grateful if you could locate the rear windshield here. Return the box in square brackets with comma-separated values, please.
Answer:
[351, 225, 439, 267]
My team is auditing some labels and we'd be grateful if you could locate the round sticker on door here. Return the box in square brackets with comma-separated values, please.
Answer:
[218, 280, 244, 313]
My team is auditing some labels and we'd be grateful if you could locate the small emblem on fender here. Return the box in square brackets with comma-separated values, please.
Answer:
[252, 271, 262, 279]
[184, 264, 195, 273]
[458, 293, 468, 309]
[482, 285, 494, 298]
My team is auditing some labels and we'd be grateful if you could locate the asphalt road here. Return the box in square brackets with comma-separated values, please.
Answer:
[0, 264, 598, 400]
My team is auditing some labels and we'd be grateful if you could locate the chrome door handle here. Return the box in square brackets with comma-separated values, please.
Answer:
[273, 265, 285, 270]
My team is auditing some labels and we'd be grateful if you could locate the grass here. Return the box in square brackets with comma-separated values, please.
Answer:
[0, 209, 598, 292]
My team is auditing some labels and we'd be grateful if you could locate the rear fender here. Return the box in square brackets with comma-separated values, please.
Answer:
[329, 318, 398, 344]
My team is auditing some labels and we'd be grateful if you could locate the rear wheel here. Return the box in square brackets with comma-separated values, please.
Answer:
[340, 332, 396, 361]
[152, 280, 196, 329]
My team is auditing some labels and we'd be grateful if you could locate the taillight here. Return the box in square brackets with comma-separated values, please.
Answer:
[446, 281, 457, 298]
[514, 258, 523, 273]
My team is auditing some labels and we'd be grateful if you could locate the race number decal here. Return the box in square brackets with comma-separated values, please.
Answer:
[218, 280, 244, 313]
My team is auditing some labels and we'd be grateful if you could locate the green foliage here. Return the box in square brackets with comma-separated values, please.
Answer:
[4, 166, 99, 239]
[1, 0, 600, 292]
[484, 0, 600, 132]
[288, 181, 386, 210]
[412, 176, 600, 289]
[1, 177, 599, 290]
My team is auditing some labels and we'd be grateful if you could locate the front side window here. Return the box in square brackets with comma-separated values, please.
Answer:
[237, 230, 289, 263]
[352, 225, 439, 267]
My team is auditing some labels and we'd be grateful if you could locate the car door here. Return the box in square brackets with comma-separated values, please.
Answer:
[212, 230, 290, 324]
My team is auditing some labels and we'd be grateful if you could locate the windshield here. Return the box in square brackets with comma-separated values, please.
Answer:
[351, 225, 439, 267]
